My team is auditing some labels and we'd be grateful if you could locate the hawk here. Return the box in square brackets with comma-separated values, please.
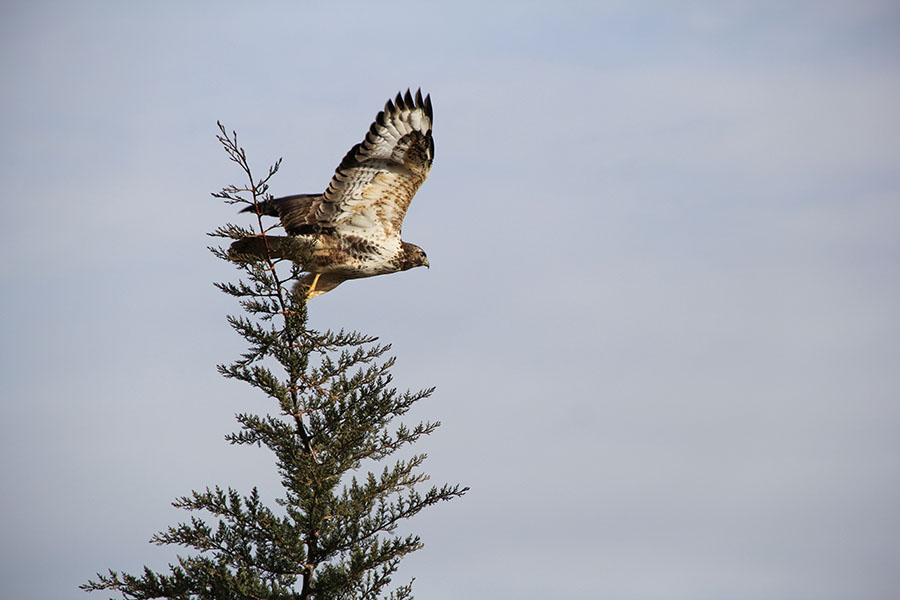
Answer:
[230, 89, 434, 299]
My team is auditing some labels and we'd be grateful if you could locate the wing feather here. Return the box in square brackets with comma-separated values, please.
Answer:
[241, 193, 327, 236]
[239, 90, 434, 239]
[317, 88, 434, 237]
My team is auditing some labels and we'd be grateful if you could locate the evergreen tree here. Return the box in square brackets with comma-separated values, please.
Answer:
[82, 124, 467, 600]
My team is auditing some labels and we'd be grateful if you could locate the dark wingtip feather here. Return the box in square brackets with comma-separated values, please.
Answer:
[370, 89, 434, 144]
[388, 88, 431, 116]
[423, 93, 432, 120]
[240, 201, 273, 215]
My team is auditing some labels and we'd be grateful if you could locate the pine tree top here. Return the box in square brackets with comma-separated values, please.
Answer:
[82, 123, 466, 600]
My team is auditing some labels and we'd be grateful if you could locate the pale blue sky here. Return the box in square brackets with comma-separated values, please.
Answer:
[2, 2, 899, 599]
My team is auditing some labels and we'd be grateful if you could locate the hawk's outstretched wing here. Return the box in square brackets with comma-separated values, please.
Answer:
[320, 88, 433, 238]
[246, 89, 433, 239]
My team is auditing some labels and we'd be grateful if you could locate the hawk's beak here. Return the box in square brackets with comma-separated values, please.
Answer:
[424, 258, 430, 269]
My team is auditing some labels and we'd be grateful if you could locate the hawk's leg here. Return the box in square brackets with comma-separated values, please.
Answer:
[306, 273, 321, 297]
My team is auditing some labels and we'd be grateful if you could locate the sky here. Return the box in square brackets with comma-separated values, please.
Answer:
[1, 1, 899, 598]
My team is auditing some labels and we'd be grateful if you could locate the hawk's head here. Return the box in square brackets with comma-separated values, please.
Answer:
[398, 242, 429, 271]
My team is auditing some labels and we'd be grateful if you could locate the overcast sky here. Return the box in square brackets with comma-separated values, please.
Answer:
[2, 1, 899, 599]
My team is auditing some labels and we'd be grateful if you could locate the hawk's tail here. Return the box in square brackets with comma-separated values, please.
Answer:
[228, 235, 312, 263]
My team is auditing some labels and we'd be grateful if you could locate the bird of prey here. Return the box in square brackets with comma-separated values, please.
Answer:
[229, 89, 434, 299]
